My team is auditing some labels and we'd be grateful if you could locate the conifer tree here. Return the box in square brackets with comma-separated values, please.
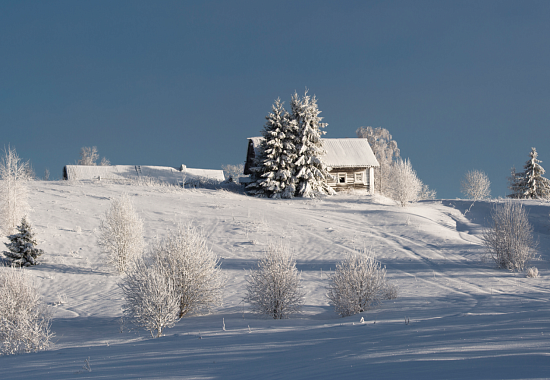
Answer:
[3, 217, 44, 267]
[246, 98, 296, 198]
[508, 147, 550, 199]
[290, 91, 334, 198]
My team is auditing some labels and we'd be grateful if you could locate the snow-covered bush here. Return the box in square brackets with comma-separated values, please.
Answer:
[482, 201, 536, 271]
[120, 255, 180, 338]
[508, 147, 550, 199]
[152, 225, 224, 318]
[245, 244, 305, 319]
[0, 267, 53, 355]
[327, 250, 396, 317]
[526, 267, 539, 278]
[3, 217, 44, 267]
[461, 170, 491, 200]
[0, 145, 31, 235]
[387, 159, 422, 207]
[121, 225, 224, 337]
[97, 194, 144, 273]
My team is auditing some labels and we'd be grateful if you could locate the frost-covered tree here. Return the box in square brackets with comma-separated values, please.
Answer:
[0, 145, 31, 235]
[3, 217, 44, 267]
[121, 225, 224, 336]
[387, 159, 422, 207]
[245, 244, 305, 319]
[247, 98, 299, 198]
[78, 146, 110, 166]
[482, 201, 536, 271]
[291, 91, 334, 198]
[222, 163, 245, 183]
[327, 250, 397, 317]
[97, 194, 144, 273]
[78, 146, 99, 165]
[120, 255, 180, 338]
[0, 267, 53, 355]
[153, 225, 224, 318]
[356, 127, 400, 195]
[508, 148, 550, 199]
[461, 170, 491, 200]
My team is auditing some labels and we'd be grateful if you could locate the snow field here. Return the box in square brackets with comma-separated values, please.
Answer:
[1, 180, 550, 379]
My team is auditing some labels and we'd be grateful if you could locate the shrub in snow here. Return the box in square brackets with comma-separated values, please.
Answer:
[461, 170, 491, 200]
[0, 145, 31, 235]
[245, 244, 305, 319]
[3, 217, 44, 267]
[121, 225, 224, 337]
[356, 126, 400, 195]
[0, 266, 53, 355]
[508, 147, 550, 199]
[120, 255, 180, 338]
[327, 250, 397, 317]
[387, 159, 422, 207]
[482, 201, 537, 271]
[526, 267, 539, 278]
[97, 193, 144, 273]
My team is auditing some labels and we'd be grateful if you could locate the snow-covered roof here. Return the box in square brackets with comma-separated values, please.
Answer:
[322, 138, 379, 168]
[247, 137, 379, 168]
[64, 165, 225, 182]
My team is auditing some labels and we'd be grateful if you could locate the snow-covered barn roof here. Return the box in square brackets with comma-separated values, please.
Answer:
[63, 165, 225, 182]
[322, 138, 379, 168]
[246, 137, 379, 168]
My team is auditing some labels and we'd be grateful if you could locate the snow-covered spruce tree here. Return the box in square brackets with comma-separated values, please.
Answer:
[387, 159, 422, 207]
[120, 254, 180, 338]
[0, 145, 31, 235]
[0, 266, 53, 355]
[245, 244, 305, 319]
[97, 193, 144, 273]
[250, 98, 299, 198]
[482, 201, 536, 271]
[356, 126, 400, 195]
[461, 170, 491, 201]
[291, 91, 334, 198]
[508, 148, 550, 199]
[327, 250, 396, 317]
[3, 217, 44, 267]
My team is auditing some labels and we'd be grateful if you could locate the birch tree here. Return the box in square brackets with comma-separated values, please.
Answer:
[0, 146, 31, 235]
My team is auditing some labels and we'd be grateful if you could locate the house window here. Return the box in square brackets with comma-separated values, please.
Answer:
[338, 173, 346, 184]
[355, 172, 363, 183]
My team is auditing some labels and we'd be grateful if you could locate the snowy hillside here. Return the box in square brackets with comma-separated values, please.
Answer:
[2, 180, 550, 379]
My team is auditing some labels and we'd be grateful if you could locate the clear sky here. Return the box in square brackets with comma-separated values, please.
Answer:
[1, 0, 549, 198]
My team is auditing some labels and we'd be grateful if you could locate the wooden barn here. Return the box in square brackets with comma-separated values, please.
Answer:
[243, 137, 379, 194]
[63, 164, 225, 183]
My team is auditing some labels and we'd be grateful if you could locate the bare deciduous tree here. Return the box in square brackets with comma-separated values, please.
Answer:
[222, 164, 244, 183]
[97, 194, 144, 273]
[245, 244, 305, 319]
[327, 250, 396, 317]
[387, 159, 422, 207]
[0, 146, 31, 234]
[0, 267, 53, 355]
[482, 201, 536, 271]
[461, 170, 491, 200]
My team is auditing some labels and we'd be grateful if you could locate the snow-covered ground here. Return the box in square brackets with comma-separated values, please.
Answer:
[2, 180, 550, 379]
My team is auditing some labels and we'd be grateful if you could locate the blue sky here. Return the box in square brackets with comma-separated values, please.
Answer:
[1, 0, 549, 198]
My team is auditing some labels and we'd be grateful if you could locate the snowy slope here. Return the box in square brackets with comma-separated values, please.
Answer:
[1, 180, 550, 379]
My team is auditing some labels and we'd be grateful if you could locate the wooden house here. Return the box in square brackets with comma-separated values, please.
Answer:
[243, 137, 379, 194]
